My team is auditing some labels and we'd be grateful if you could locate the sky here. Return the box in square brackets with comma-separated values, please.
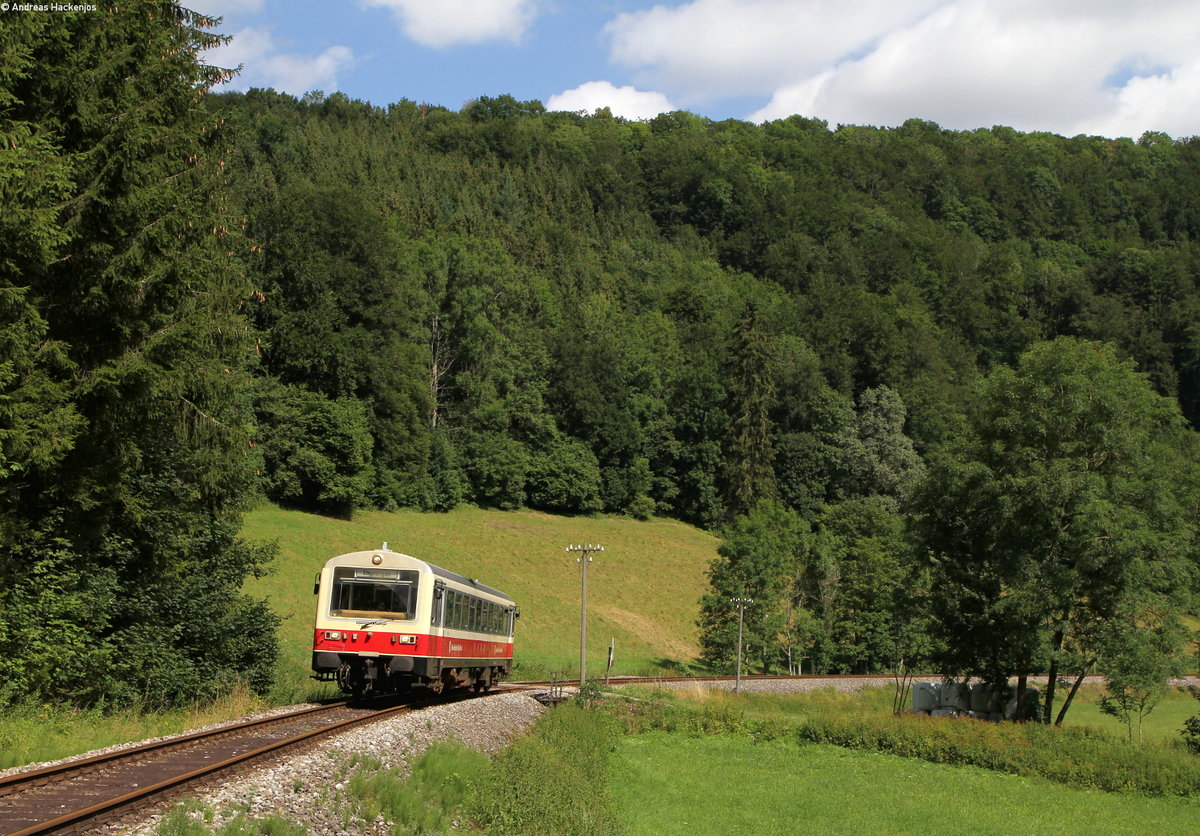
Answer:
[190, 0, 1200, 140]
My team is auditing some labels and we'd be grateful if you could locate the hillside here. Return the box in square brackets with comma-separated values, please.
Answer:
[241, 504, 720, 688]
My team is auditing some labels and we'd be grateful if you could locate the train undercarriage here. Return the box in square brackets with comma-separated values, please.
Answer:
[314, 652, 507, 697]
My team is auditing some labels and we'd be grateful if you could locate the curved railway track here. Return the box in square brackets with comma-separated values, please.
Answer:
[0, 692, 487, 836]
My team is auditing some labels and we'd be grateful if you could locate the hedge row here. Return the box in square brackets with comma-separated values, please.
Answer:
[622, 701, 1200, 798]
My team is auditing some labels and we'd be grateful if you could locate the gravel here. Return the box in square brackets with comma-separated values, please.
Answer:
[85, 689, 550, 836]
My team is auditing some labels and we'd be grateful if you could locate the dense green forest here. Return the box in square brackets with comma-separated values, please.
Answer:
[2, 4, 1198, 710]
[220, 89, 1200, 521]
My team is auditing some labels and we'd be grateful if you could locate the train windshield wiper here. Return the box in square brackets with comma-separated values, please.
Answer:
[357, 619, 389, 627]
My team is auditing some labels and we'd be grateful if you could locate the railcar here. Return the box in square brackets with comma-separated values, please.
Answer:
[311, 544, 517, 696]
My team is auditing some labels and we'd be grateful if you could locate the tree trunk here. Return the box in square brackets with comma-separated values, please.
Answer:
[1042, 629, 1064, 725]
[1042, 660, 1058, 725]
[1054, 664, 1092, 726]
[1015, 672, 1028, 721]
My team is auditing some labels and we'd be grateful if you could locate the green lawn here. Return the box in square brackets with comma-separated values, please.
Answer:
[611, 732, 1200, 835]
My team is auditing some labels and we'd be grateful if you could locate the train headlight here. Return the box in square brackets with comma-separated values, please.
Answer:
[372, 554, 383, 565]
[323, 631, 343, 641]
[393, 635, 417, 645]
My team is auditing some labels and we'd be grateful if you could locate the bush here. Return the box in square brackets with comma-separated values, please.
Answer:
[1183, 687, 1200, 754]
[253, 380, 374, 515]
[526, 438, 602, 514]
[1183, 715, 1200, 754]
[463, 432, 529, 509]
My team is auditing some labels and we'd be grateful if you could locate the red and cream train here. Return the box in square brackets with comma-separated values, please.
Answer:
[311, 545, 517, 696]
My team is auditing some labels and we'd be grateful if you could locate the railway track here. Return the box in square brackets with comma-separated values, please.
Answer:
[0, 692, 485, 836]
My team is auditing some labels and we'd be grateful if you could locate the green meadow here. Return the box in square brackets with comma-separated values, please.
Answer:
[610, 733, 1200, 835]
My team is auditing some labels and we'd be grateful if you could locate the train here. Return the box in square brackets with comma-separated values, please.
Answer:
[311, 544, 518, 696]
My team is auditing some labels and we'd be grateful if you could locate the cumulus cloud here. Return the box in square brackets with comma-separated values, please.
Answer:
[362, 0, 540, 48]
[1073, 60, 1200, 140]
[606, 0, 941, 101]
[203, 27, 355, 96]
[608, 0, 1200, 138]
[547, 81, 675, 120]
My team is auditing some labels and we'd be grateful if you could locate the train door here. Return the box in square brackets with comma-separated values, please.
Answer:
[430, 578, 446, 639]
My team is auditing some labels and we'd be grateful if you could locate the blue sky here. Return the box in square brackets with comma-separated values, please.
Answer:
[191, 1, 1200, 140]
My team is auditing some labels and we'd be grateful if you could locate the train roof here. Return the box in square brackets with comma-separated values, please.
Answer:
[324, 547, 514, 602]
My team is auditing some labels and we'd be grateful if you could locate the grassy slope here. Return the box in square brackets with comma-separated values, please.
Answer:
[240, 504, 719, 692]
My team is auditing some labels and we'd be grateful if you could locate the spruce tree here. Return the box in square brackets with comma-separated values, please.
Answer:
[723, 300, 778, 519]
[0, 4, 277, 706]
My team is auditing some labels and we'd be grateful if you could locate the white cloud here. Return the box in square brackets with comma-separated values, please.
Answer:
[547, 81, 675, 120]
[1072, 61, 1200, 140]
[606, 0, 943, 102]
[203, 27, 355, 96]
[362, 0, 540, 48]
[608, 0, 1200, 138]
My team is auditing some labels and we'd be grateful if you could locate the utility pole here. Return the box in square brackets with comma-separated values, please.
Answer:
[731, 596, 753, 694]
[566, 544, 604, 686]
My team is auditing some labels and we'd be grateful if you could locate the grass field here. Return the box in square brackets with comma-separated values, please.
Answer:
[240, 503, 719, 696]
[610, 732, 1200, 835]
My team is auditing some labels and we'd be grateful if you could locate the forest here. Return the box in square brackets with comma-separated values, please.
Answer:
[1, 5, 1197, 712]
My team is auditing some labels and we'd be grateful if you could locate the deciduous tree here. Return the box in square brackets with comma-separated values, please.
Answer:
[913, 337, 1199, 723]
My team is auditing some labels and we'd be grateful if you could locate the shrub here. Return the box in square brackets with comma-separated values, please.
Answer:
[526, 437, 603, 514]
[253, 381, 374, 515]
[1183, 687, 1200, 754]
[1183, 715, 1200, 754]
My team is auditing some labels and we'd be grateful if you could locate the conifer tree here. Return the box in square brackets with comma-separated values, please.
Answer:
[0, 3, 278, 706]
[723, 300, 778, 519]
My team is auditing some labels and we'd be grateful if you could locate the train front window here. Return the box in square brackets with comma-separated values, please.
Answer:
[329, 568, 418, 620]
